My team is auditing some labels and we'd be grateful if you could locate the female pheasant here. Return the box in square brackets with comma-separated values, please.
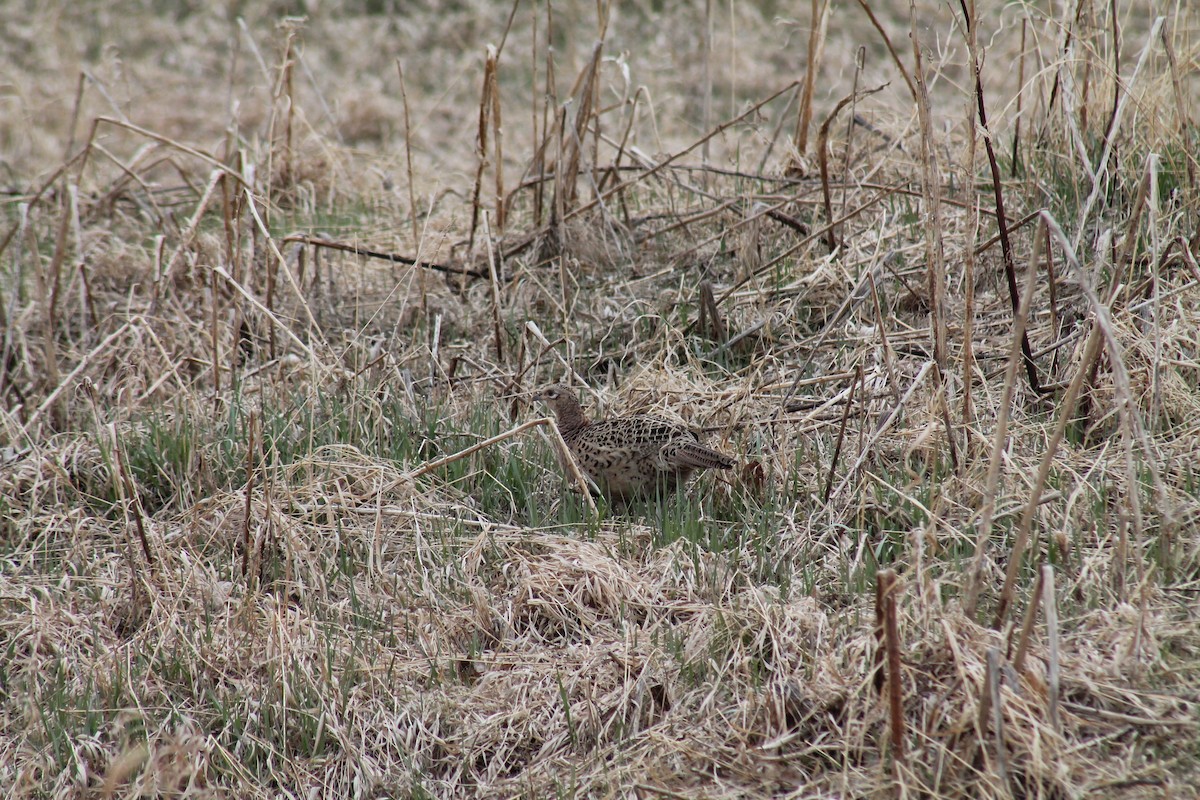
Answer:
[533, 384, 735, 503]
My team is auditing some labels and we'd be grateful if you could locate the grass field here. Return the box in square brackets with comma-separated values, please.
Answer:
[2, 0, 1199, 797]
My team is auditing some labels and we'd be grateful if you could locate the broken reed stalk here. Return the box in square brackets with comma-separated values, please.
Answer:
[109, 422, 157, 581]
[1043, 224, 1061, 372]
[1078, 158, 1152, 433]
[793, 0, 829, 156]
[1045, 211, 1172, 549]
[874, 569, 905, 762]
[0, 149, 87, 264]
[212, 266, 317, 363]
[757, 84, 801, 173]
[1102, 0, 1122, 153]
[490, 56, 506, 234]
[1043, 565, 1061, 733]
[1010, 16, 1027, 177]
[575, 41, 604, 204]
[1160, 23, 1196, 192]
[1081, 0, 1096, 134]
[1119, 423, 1146, 595]
[283, 234, 485, 279]
[832, 360, 933, 498]
[91, 116, 253, 189]
[45, 176, 72, 345]
[720, 183, 898, 310]
[867, 272, 900, 408]
[701, 0, 713, 180]
[468, 45, 500, 260]
[482, 212, 505, 364]
[241, 411, 257, 583]
[1010, 563, 1044, 675]
[697, 281, 726, 343]
[39, 198, 66, 421]
[957, 0, 1041, 394]
[817, 86, 884, 251]
[260, 194, 278, 362]
[535, 39, 557, 229]
[992, 340, 1090, 633]
[853, 0, 916, 101]
[16, 319, 121, 438]
[283, 25, 296, 194]
[597, 87, 643, 195]
[1071, 16, 1166, 253]
[528, 4, 540, 214]
[908, 6, 947, 373]
[962, 200, 978, 428]
[933, 363, 960, 472]
[823, 364, 861, 502]
[395, 59, 421, 250]
[982, 648, 1010, 790]
[524, 320, 591, 388]
[995, 211, 1170, 629]
[1113, 510, 1129, 601]
[564, 81, 799, 226]
[842, 47, 865, 224]
[242, 189, 325, 339]
[962, 0, 981, 428]
[215, 171, 234, 397]
[265, 19, 300, 198]
[154, 169, 224, 307]
[1038, 0, 1084, 145]
[964, 218, 1044, 619]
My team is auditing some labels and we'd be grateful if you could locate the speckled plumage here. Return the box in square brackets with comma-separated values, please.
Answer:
[533, 384, 735, 503]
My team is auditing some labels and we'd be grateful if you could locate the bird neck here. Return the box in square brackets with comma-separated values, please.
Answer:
[554, 401, 590, 434]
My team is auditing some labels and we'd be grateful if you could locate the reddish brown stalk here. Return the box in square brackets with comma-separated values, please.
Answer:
[113, 426, 157, 580]
[958, 0, 1042, 394]
[817, 85, 885, 251]
[823, 365, 861, 502]
[875, 569, 905, 762]
[282, 235, 486, 279]
[852, 0, 916, 101]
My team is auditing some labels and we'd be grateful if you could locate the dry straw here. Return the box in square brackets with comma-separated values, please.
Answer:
[1, 2, 1197, 798]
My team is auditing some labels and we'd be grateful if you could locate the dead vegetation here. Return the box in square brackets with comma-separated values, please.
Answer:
[1, 0, 1199, 798]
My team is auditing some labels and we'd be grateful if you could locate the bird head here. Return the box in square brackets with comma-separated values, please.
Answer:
[532, 384, 587, 425]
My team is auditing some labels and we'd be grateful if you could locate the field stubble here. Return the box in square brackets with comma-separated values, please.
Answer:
[1, 0, 1198, 797]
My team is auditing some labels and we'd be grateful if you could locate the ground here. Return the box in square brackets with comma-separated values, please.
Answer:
[1, 1, 1198, 798]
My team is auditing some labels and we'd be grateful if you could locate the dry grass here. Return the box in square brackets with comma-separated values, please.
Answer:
[2, 0, 1199, 797]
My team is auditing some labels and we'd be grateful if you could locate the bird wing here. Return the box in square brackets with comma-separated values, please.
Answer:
[577, 416, 683, 448]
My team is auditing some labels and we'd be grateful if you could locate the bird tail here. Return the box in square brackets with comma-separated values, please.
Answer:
[666, 440, 735, 470]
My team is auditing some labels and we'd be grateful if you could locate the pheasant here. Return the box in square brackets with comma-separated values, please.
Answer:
[532, 384, 735, 503]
